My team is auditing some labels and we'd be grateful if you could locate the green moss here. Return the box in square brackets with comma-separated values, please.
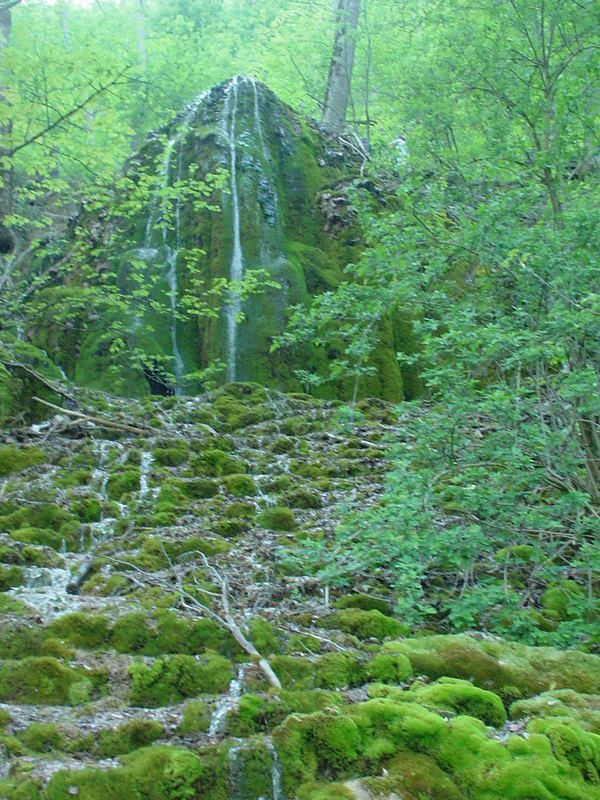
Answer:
[249, 617, 281, 656]
[366, 653, 412, 684]
[541, 581, 585, 621]
[223, 473, 256, 497]
[44, 744, 228, 800]
[0, 657, 102, 705]
[129, 653, 232, 706]
[97, 719, 164, 757]
[106, 468, 141, 500]
[47, 612, 110, 649]
[511, 690, 600, 734]
[385, 634, 600, 699]
[283, 487, 322, 509]
[72, 497, 102, 523]
[410, 677, 507, 727]
[0, 564, 23, 591]
[152, 440, 189, 467]
[270, 655, 314, 689]
[321, 609, 406, 640]
[335, 593, 391, 615]
[0, 623, 43, 658]
[21, 722, 64, 753]
[191, 449, 247, 477]
[315, 652, 364, 690]
[0, 445, 46, 477]
[259, 505, 297, 531]
[179, 700, 210, 734]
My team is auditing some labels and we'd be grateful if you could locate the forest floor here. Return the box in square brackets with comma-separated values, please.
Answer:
[1, 383, 600, 799]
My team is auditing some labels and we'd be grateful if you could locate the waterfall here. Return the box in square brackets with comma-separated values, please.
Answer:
[221, 76, 244, 383]
[143, 92, 208, 394]
[161, 138, 185, 395]
[251, 77, 279, 213]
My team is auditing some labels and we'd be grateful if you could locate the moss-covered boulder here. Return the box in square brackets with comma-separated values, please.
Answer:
[34, 78, 410, 400]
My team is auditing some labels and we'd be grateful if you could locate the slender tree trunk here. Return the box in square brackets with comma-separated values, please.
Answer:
[321, 0, 360, 134]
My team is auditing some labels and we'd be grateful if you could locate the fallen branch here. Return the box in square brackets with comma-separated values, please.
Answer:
[33, 397, 150, 435]
[1, 360, 73, 399]
[111, 550, 282, 690]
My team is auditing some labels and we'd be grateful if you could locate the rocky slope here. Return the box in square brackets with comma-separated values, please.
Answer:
[1, 384, 600, 799]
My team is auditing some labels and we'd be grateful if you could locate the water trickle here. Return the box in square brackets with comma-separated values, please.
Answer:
[208, 665, 245, 737]
[142, 94, 208, 394]
[266, 739, 285, 800]
[138, 449, 153, 505]
[221, 76, 244, 383]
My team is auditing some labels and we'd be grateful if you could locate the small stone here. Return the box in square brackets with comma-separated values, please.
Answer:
[68, 788, 79, 796]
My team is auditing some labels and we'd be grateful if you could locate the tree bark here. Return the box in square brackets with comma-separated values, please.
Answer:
[321, 0, 360, 134]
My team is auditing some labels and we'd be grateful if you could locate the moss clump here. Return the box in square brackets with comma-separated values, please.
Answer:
[44, 745, 228, 799]
[366, 653, 412, 685]
[72, 497, 102, 523]
[259, 506, 297, 531]
[215, 517, 250, 537]
[0, 445, 46, 477]
[129, 653, 232, 706]
[97, 719, 164, 757]
[283, 487, 322, 509]
[321, 609, 406, 640]
[48, 612, 110, 649]
[510, 690, 600, 734]
[212, 393, 264, 430]
[191, 449, 247, 477]
[223, 473, 256, 497]
[315, 653, 365, 690]
[0, 623, 43, 659]
[249, 617, 281, 656]
[223, 501, 255, 520]
[385, 634, 600, 699]
[179, 700, 210, 734]
[370, 677, 507, 728]
[0, 564, 23, 591]
[541, 581, 585, 621]
[0, 657, 101, 705]
[270, 656, 314, 689]
[152, 439, 189, 466]
[335, 593, 391, 615]
[1, 503, 77, 551]
[110, 612, 232, 657]
[106, 468, 141, 500]
[21, 722, 64, 753]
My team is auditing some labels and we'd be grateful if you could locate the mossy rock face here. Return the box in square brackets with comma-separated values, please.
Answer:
[39, 79, 408, 401]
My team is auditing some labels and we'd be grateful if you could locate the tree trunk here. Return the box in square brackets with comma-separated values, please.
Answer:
[321, 0, 360, 134]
